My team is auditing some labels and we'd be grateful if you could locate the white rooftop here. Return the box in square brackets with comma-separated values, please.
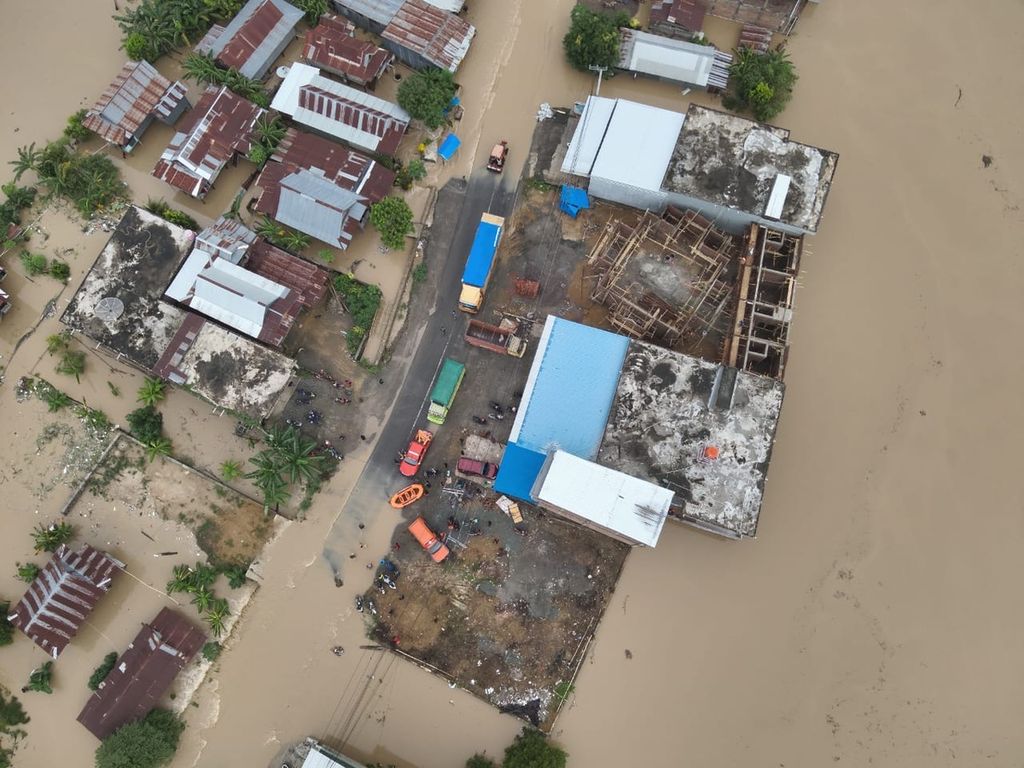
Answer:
[532, 450, 671, 547]
[301, 742, 366, 768]
[618, 29, 715, 87]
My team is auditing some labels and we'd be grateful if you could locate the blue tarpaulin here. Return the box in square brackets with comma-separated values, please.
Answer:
[559, 185, 590, 217]
[438, 134, 461, 161]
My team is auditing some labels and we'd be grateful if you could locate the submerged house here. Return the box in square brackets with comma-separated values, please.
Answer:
[254, 128, 395, 249]
[9, 544, 124, 659]
[165, 216, 329, 346]
[271, 62, 409, 155]
[648, 0, 707, 38]
[303, 14, 394, 88]
[152, 86, 265, 199]
[83, 60, 190, 153]
[77, 608, 205, 739]
[195, 0, 305, 79]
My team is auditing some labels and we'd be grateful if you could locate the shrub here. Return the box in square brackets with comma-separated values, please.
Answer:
[201, 642, 221, 661]
[466, 756, 497, 768]
[411, 262, 427, 284]
[724, 47, 798, 122]
[95, 708, 184, 768]
[127, 404, 164, 445]
[247, 144, 269, 167]
[221, 563, 248, 589]
[64, 109, 92, 142]
[123, 31, 149, 61]
[137, 377, 167, 406]
[369, 196, 413, 250]
[24, 661, 54, 694]
[0, 602, 13, 646]
[562, 6, 629, 71]
[49, 260, 71, 282]
[501, 728, 567, 768]
[88, 652, 119, 690]
[333, 274, 382, 356]
[33, 138, 125, 215]
[20, 251, 47, 275]
[31, 521, 74, 552]
[397, 68, 457, 130]
[2, 182, 37, 210]
[406, 158, 426, 181]
[219, 459, 242, 481]
[255, 217, 311, 253]
[16, 562, 39, 583]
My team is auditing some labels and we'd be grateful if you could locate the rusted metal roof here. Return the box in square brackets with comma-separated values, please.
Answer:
[254, 127, 395, 248]
[84, 61, 188, 148]
[649, 0, 707, 34]
[77, 608, 205, 740]
[381, 0, 475, 73]
[153, 86, 265, 199]
[247, 239, 329, 306]
[10, 544, 124, 659]
[303, 14, 394, 86]
[207, 0, 304, 79]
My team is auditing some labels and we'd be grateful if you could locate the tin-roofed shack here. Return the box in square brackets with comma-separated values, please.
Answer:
[10, 544, 124, 659]
[303, 14, 394, 87]
[77, 608, 206, 739]
[664, 104, 839, 234]
[598, 339, 784, 538]
[329, 0, 405, 35]
[197, 0, 305, 79]
[381, 0, 476, 73]
[648, 0, 707, 37]
[83, 60, 190, 152]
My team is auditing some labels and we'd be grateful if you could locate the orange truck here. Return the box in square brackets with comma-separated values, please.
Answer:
[408, 517, 450, 563]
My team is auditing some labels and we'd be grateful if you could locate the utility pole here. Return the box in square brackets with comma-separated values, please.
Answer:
[587, 65, 607, 96]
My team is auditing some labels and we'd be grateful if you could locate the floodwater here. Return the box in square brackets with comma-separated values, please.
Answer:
[2, 0, 1024, 766]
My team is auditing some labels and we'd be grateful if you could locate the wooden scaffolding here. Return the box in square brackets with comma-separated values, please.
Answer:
[724, 223, 802, 380]
[585, 208, 737, 349]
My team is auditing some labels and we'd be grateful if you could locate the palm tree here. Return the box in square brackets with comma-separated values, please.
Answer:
[43, 389, 71, 412]
[32, 522, 74, 553]
[191, 586, 214, 613]
[56, 349, 86, 383]
[205, 599, 230, 638]
[182, 53, 220, 85]
[10, 143, 40, 182]
[137, 376, 167, 406]
[24, 662, 53, 694]
[45, 332, 69, 355]
[166, 564, 192, 594]
[259, 475, 290, 512]
[275, 431, 324, 484]
[255, 115, 286, 151]
[145, 437, 172, 462]
[191, 562, 218, 590]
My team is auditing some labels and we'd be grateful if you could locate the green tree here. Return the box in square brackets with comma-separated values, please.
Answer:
[137, 377, 167, 406]
[49, 260, 71, 282]
[370, 196, 413, 250]
[205, 598, 230, 637]
[406, 158, 427, 181]
[15, 563, 39, 583]
[502, 728, 567, 768]
[219, 459, 243, 481]
[466, 755, 497, 768]
[9, 143, 40, 182]
[145, 438, 173, 462]
[247, 144, 269, 167]
[201, 641, 221, 661]
[57, 349, 86, 382]
[32, 521, 74, 552]
[64, 109, 92, 142]
[724, 47, 798, 122]
[95, 708, 184, 768]
[397, 68, 457, 130]
[181, 52, 220, 83]
[23, 662, 54, 694]
[3, 182, 37, 210]
[126, 404, 164, 444]
[0, 602, 14, 646]
[20, 251, 48, 276]
[190, 586, 214, 613]
[562, 5, 628, 71]
[166, 564, 193, 594]
[292, 0, 327, 24]
[122, 31, 150, 61]
[46, 332, 69, 355]
[88, 652, 119, 690]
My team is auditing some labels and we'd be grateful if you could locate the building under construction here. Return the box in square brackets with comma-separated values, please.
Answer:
[585, 207, 801, 380]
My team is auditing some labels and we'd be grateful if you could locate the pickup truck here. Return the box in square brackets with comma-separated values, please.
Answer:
[399, 430, 433, 477]
[464, 319, 527, 357]
[456, 456, 498, 480]
[408, 517, 450, 563]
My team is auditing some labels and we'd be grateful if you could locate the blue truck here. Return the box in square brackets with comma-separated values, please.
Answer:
[459, 212, 505, 314]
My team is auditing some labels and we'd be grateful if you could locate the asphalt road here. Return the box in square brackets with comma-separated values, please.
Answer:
[323, 170, 517, 570]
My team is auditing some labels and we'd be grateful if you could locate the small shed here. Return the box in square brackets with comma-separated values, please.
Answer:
[380, 0, 475, 73]
[329, 0, 405, 35]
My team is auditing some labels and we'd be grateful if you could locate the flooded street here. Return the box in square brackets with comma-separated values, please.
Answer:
[2, 0, 1024, 766]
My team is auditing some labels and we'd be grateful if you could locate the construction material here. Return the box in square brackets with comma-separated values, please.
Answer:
[464, 318, 527, 357]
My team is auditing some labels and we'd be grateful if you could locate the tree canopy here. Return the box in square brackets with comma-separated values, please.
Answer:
[502, 728, 567, 768]
[370, 196, 413, 251]
[397, 68, 457, 130]
[723, 47, 798, 122]
[95, 709, 184, 768]
[562, 5, 629, 71]
[127, 405, 164, 445]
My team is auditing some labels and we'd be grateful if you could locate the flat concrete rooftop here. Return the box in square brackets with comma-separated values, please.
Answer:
[598, 339, 784, 538]
[664, 104, 838, 233]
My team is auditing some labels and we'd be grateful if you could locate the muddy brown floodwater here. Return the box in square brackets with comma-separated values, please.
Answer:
[3, 0, 1024, 766]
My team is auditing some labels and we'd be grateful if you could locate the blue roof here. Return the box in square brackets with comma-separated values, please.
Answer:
[493, 443, 547, 501]
[462, 218, 502, 287]
[438, 133, 461, 160]
[509, 316, 629, 460]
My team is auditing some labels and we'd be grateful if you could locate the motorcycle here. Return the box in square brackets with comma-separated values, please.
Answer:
[487, 412, 504, 421]
[306, 410, 322, 424]
[378, 573, 397, 590]
[489, 401, 504, 413]
[472, 415, 487, 425]
[367, 599, 378, 616]
[285, 418, 302, 429]
[334, 397, 351, 404]
[355, 595, 364, 613]
[330, 646, 345, 656]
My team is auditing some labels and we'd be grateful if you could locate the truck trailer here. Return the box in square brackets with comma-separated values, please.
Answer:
[464, 319, 527, 357]
[459, 212, 505, 313]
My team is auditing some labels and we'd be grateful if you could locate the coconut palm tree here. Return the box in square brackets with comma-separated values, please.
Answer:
[56, 350, 86, 383]
[182, 52, 221, 85]
[191, 562, 218, 590]
[205, 598, 230, 638]
[246, 451, 284, 487]
[275, 431, 324, 485]
[137, 376, 167, 406]
[23, 662, 53, 694]
[259, 475, 290, 512]
[32, 522, 74, 553]
[191, 586, 214, 613]
[166, 564, 192, 594]
[9, 143, 40, 182]
[145, 437, 172, 462]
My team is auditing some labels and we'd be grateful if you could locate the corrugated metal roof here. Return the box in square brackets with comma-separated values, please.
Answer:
[153, 86, 265, 198]
[271, 63, 409, 154]
[77, 608, 205, 739]
[381, 0, 475, 73]
[590, 99, 684, 191]
[420, 0, 463, 11]
[246, 239, 329, 306]
[301, 742, 368, 768]
[559, 95, 616, 176]
[331, 0, 404, 26]
[84, 60, 185, 147]
[303, 14, 394, 85]
[649, 0, 707, 32]
[618, 29, 715, 87]
[276, 170, 366, 245]
[208, 0, 304, 78]
[195, 216, 257, 263]
[10, 544, 124, 659]
[533, 450, 671, 547]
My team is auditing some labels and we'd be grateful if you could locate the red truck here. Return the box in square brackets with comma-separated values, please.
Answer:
[408, 517, 450, 563]
[456, 456, 498, 480]
[399, 430, 433, 477]
[464, 319, 527, 357]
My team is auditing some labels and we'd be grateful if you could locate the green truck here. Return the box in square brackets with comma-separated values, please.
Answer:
[427, 358, 466, 424]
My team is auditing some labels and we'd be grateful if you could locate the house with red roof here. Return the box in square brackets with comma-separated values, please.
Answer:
[303, 14, 393, 88]
[195, 0, 305, 79]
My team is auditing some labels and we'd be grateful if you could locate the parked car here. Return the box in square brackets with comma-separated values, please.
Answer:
[399, 429, 433, 477]
[408, 516, 450, 563]
[456, 456, 498, 480]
